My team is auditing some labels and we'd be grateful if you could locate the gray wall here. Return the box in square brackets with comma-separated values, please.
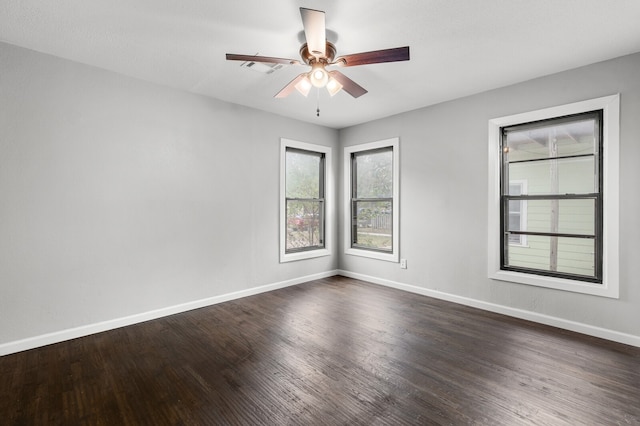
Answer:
[2, 39, 639, 349]
[0, 42, 339, 344]
[339, 52, 640, 338]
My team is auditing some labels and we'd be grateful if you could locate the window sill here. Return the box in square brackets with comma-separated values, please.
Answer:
[345, 247, 398, 263]
[489, 269, 618, 298]
[280, 248, 330, 263]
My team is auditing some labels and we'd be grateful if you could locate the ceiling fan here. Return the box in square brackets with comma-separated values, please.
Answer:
[226, 7, 410, 99]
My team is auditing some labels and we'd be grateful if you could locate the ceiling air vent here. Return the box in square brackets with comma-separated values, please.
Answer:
[241, 60, 283, 74]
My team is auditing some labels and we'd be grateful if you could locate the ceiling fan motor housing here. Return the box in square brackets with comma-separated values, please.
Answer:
[299, 42, 337, 64]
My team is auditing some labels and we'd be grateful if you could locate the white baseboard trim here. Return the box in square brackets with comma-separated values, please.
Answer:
[0, 270, 339, 356]
[338, 270, 640, 348]
[3, 269, 637, 356]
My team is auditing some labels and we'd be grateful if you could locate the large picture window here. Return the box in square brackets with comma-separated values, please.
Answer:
[280, 139, 332, 263]
[488, 95, 619, 298]
[344, 138, 399, 262]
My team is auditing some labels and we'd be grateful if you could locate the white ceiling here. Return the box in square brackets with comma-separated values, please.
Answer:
[2, 1, 640, 129]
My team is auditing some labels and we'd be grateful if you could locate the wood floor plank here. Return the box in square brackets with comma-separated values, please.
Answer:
[1, 276, 639, 425]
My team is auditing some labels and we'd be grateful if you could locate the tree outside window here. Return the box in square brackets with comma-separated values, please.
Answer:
[344, 138, 399, 263]
[285, 148, 325, 252]
[351, 148, 393, 251]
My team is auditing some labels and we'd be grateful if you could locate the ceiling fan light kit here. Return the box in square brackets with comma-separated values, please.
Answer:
[226, 7, 410, 104]
[326, 76, 343, 97]
[309, 61, 329, 88]
[294, 75, 312, 97]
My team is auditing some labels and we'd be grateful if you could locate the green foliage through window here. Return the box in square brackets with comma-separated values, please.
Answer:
[351, 147, 393, 252]
[285, 148, 325, 252]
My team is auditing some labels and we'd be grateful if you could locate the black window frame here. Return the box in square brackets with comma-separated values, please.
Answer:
[350, 146, 394, 253]
[499, 110, 604, 283]
[284, 147, 326, 254]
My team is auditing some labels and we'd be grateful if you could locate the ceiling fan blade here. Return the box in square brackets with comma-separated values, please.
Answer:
[226, 54, 300, 65]
[300, 8, 326, 57]
[275, 73, 309, 98]
[329, 71, 367, 98]
[333, 46, 410, 67]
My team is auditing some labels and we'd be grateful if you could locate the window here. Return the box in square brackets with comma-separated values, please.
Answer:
[280, 139, 332, 263]
[488, 95, 619, 298]
[344, 138, 399, 262]
[502, 111, 603, 281]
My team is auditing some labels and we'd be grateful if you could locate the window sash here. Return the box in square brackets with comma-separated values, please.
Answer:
[285, 198, 325, 253]
[351, 198, 393, 252]
[285, 147, 325, 198]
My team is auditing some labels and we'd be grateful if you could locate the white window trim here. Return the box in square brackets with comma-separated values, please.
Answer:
[488, 94, 620, 298]
[344, 138, 400, 263]
[280, 138, 332, 263]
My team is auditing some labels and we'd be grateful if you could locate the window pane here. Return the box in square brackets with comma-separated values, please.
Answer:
[508, 156, 596, 195]
[353, 201, 392, 251]
[286, 150, 321, 198]
[508, 216, 522, 245]
[355, 149, 393, 198]
[509, 183, 522, 196]
[286, 200, 323, 251]
[506, 199, 595, 236]
[505, 118, 597, 162]
[506, 235, 595, 278]
[509, 198, 521, 214]
[507, 183, 523, 244]
[508, 211, 521, 229]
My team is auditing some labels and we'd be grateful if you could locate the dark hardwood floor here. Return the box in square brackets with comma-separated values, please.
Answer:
[1, 276, 639, 425]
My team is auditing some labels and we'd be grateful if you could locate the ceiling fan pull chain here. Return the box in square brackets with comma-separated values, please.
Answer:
[316, 88, 320, 117]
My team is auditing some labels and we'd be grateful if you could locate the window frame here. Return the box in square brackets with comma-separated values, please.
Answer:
[500, 110, 603, 283]
[488, 95, 619, 298]
[280, 138, 332, 263]
[344, 138, 400, 262]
